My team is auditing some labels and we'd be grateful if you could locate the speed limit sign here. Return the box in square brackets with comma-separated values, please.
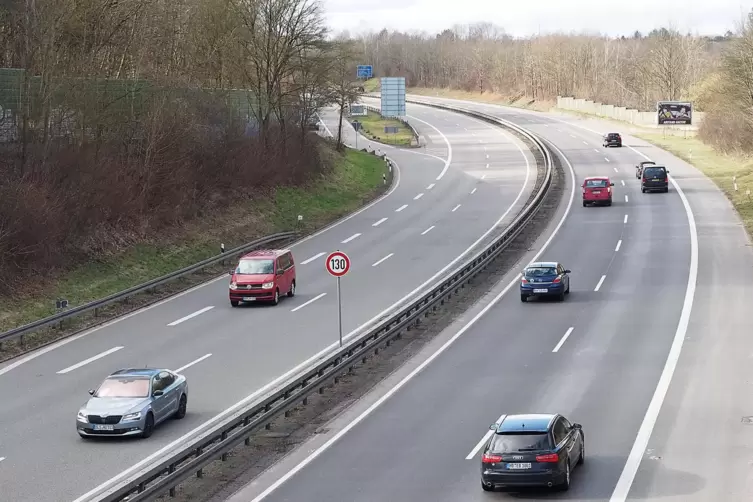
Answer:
[326, 251, 350, 277]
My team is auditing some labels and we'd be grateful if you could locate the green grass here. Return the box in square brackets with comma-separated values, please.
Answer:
[356, 110, 414, 146]
[0, 147, 388, 333]
[362, 78, 380, 93]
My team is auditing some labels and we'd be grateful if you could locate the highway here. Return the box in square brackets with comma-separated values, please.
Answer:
[229, 97, 753, 501]
[0, 101, 538, 501]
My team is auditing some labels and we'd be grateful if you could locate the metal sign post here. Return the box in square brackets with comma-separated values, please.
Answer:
[325, 250, 351, 347]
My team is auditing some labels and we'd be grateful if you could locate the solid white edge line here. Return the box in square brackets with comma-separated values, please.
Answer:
[466, 413, 507, 459]
[609, 147, 698, 502]
[552, 327, 575, 353]
[341, 233, 361, 244]
[594, 275, 606, 292]
[406, 114, 452, 180]
[372, 217, 388, 227]
[246, 129, 578, 502]
[624, 214, 629, 224]
[73, 101, 539, 502]
[615, 240, 622, 252]
[300, 252, 326, 265]
[167, 306, 215, 326]
[57, 346, 124, 375]
[395, 204, 408, 212]
[174, 353, 212, 373]
[371, 253, 394, 267]
[452, 204, 461, 212]
[290, 293, 327, 313]
[414, 193, 424, 200]
[421, 226, 435, 235]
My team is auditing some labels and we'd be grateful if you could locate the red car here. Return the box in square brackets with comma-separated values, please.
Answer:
[582, 176, 614, 206]
[229, 249, 296, 306]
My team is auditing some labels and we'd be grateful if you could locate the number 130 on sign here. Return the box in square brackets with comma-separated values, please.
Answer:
[326, 251, 350, 277]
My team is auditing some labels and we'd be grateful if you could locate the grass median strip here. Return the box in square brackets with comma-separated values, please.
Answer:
[356, 111, 414, 146]
[0, 147, 389, 358]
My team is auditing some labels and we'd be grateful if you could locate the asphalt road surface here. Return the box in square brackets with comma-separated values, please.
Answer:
[229, 97, 753, 502]
[0, 101, 537, 502]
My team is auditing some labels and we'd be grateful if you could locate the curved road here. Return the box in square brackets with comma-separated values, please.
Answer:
[0, 102, 538, 501]
[229, 97, 753, 501]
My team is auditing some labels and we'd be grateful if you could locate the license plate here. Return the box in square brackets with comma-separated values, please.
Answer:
[242, 297, 256, 301]
[592, 190, 601, 194]
[93, 424, 114, 431]
[507, 463, 532, 470]
[533, 288, 548, 293]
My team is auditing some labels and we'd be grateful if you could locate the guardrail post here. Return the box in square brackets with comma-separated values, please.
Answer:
[244, 416, 252, 445]
[221, 431, 229, 460]
[168, 464, 176, 496]
[196, 447, 204, 478]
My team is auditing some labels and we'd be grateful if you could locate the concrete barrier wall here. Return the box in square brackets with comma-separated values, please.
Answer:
[556, 96, 704, 131]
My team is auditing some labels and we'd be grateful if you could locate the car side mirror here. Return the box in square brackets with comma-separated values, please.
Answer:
[572, 423, 582, 429]
[153, 390, 164, 397]
[229, 270, 234, 275]
[564, 269, 571, 274]
[489, 423, 498, 430]
[666, 170, 670, 173]
[610, 182, 614, 186]
[88, 389, 95, 396]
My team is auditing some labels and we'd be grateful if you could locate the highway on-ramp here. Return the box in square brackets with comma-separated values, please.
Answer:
[0, 101, 537, 502]
[229, 98, 753, 501]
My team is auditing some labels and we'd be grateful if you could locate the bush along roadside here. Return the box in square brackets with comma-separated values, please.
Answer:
[0, 143, 393, 362]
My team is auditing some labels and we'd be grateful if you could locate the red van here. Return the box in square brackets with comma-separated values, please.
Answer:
[582, 176, 614, 206]
[229, 249, 296, 306]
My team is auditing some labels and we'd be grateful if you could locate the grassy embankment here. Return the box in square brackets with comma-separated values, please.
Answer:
[403, 84, 753, 239]
[356, 110, 414, 147]
[0, 147, 388, 339]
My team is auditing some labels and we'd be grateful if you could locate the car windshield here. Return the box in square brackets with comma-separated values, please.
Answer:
[236, 259, 274, 275]
[95, 377, 150, 398]
[525, 267, 557, 277]
[643, 167, 665, 178]
[490, 432, 551, 452]
[585, 179, 607, 188]
[607, 133, 620, 138]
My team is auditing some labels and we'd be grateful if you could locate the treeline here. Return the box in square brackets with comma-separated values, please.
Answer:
[351, 13, 753, 153]
[0, 0, 362, 294]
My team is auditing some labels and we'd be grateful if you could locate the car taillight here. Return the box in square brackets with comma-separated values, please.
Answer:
[552, 276, 561, 283]
[482, 454, 503, 463]
[536, 453, 559, 463]
[665, 177, 669, 182]
[521, 277, 528, 284]
[608, 186, 612, 193]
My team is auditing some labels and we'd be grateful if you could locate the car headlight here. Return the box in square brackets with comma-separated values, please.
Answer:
[261, 282, 274, 289]
[229, 282, 238, 290]
[122, 412, 142, 421]
[77, 411, 88, 422]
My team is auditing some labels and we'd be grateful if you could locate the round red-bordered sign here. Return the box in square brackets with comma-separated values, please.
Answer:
[325, 251, 350, 277]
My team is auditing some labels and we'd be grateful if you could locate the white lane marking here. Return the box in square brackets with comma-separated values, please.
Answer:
[167, 306, 215, 326]
[557, 128, 563, 132]
[421, 226, 435, 235]
[452, 204, 461, 212]
[406, 114, 452, 180]
[605, 158, 610, 162]
[57, 346, 124, 374]
[543, 124, 549, 127]
[625, 195, 629, 202]
[414, 193, 424, 200]
[290, 293, 327, 312]
[466, 413, 507, 459]
[594, 275, 606, 292]
[73, 105, 538, 502]
[481, 174, 487, 180]
[621, 180, 625, 186]
[0, 457, 5, 462]
[246, 131, 577, 502]
[624, 214, 629, 224]
[486, 163, 489, 168]
[583, 141, 588, 145]
[610, 149, 698, 502]
[372, 217, 388, 227]
[570, 134, 576, 138]
[471, 188, 477, 194]
[594, 148, 600, 153]
[395, 204, 408, 212]
[479, 139, 483, 143]
[426, 183, 435, 190]
[614, 167, 619, 173]
[552, 327, 575, 353]
[372, 253, 394, 267]
[174, 353, 212, 373]
[615, 240, 622, 252]
[301, 252, 325, 265]
[341, 233, 361, 244]
[486, 154, 489, 158]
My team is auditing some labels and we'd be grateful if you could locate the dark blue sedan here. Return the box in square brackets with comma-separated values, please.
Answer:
[520, 261, 570, 302]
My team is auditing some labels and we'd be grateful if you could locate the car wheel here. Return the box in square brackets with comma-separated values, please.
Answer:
[582, 201, 587, 207]
[520, 294, 527, 302]
[558, 291, 565, 301]
[606, 199, 612, 206]
[664, 187, 669, 193]
[175, 394, 187, 419]
[272, 289, 279, 305]
[641, 187, 646, 193]
[481, 481, 494, 492]
[559, 461, 571, 491]
[141, 412, 155, 439]
[578, 436, 585, 465]
[287, 280, 296, 297]
[565, 283, 570, 294]
[230, 300, 239, 307]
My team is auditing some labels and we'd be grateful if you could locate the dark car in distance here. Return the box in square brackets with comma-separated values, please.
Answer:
[520, 262, 570, 302]
[641, 165, 670, 193]
[481, 414, 585, 492]
[602, 132, 622, 147]
[635, 160, 655, 178]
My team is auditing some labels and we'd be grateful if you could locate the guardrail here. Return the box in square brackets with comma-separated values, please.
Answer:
[93, 102, 556, 502]
[0, 232, 296, 345]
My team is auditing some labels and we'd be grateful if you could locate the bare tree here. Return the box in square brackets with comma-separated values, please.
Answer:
[329, 40, 362, 151]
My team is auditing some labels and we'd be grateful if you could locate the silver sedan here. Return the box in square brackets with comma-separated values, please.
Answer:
[76, 368, 188, 438]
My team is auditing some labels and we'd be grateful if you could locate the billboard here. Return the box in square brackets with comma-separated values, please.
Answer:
[380, 77, 406, 118]
[657, 101, 692, 125]
[350, 104, 367, 116]
[357, 65, 373, 79]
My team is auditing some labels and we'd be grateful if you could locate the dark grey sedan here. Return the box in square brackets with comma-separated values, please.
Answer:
[76, 368, 188, 438]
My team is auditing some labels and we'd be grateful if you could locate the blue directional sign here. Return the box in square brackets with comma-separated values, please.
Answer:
[357, 65, 373, 79]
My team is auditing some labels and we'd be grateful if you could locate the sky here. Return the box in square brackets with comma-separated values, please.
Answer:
[322, 0, 753, 37]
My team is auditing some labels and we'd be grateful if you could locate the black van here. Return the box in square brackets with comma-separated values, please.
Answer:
[641, 165, 670, 193]
[602, 133, 622, 147]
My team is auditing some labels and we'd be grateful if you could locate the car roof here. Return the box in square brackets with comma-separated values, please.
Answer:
[640, 161, 656, 165]
[109, 368, 165, 378]
[583, 176, 609, 181]
[240, 249, 290, 259]
[497, 414, 558, 433]
[643, 164, 666, 168]
[527, 261, 558, 268]
[605, 132, 620, 135]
